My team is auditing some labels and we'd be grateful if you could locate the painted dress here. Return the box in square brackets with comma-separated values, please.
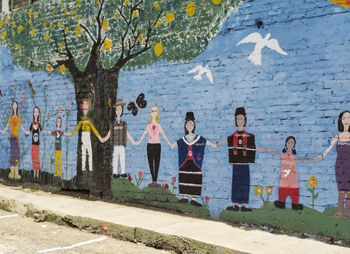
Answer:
[8, 115, 22, 167]
[335, 140, 350, 192]
[177, 135, 206, 197]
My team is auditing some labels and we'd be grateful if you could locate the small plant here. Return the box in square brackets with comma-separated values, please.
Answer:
[307, 176, 319, 209]
[253, 185, 273, 205]
[201, 196, 210, 208]
[170, 176, 177, 193]
[135, 171, 144, 187]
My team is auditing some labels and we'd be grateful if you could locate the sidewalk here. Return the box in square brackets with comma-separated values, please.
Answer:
[0, 183, 349, 254]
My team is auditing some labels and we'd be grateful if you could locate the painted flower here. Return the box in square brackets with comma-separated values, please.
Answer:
[253, 185, 263, 196]
[165, 13, 174, 23]
[154, 2, 159, 9]
[308, 176, 318, 188]
[201, 197, 204, 201]
[163, 184, 169, 189]
[58, 106, 64, 114]
[67, 104, 71, 110]
[69, 94, 73, 100]
[186, 2, 196, 17]
[128, 174, 132, 182]
[171, 177, 176, 182]
[266, 186, 273, 195]
[138, 171, 143, 178]
[205, 196, 210, 201]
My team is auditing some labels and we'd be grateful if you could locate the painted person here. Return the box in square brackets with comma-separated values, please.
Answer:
[29, 107, 42, 180]
[70, 99, 104, 172]
[43, 117, 69, 178]
[135, 106, 172, 187]
[216, 107, 267, 212]
[171, 112, 216, 207]
[267, 136, 320, 210]
[101, 99, 137, 178]
[318, 111, 350, 218]
[0, 101, 30, 180]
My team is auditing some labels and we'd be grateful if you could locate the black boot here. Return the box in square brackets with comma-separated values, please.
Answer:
[292, 203, 303, 210]
[274, 200, 286, 209]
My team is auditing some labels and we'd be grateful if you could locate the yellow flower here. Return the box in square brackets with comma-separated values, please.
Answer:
[154, 2, 159, 9]
[154, 42, 163, 56]
[212, 0, 222, 4]
[15, 44, 19, 50]
[124, 0, 128, 6]
[156, 18, 161, 27]
[34, 12, 38, 18]
[28, 19, 32, 25]
[43, 21, 48, 27]
[76, 0, 81, 5]
[64, 26, 69, 33]
[59, 42, 64, 50]
[186, 2, 196, 17]
[102, 19, 109, 30]
[132, 10, 139, 18]
[2, 31, 6, 39]
[76, 15, 81, 21]
[12, 30, 15, 36]
[165, 13, 174, 23]
[58, 21, 62, 28]
[308, 176, 318, 188]
[72, 9, 76, 15]
[28, 9, 32, 16]
[47, 64, 53, 71]
[266, 186, 273, 195]
[60, 64, 66, 74]
[64, 9, 68, 15]
[12, 22, 15, 28]
[52, 9, 57, 16]
[60, 2, 64, 8]
[4, 17, 9, 25]
[44, 33, 50, 41]
[253, 185, 264, 196]
[30, 29, 36, 37]
[75, 25, 81, 35]
[17, 25, 23, 32]
[115, 13, 120, 20]
[103, 39, 112, 51]
[50, 23, 54, 31]
[92, 17, 97, 24]
[137, 34, 143, 42]
[0, 21, 2, 28]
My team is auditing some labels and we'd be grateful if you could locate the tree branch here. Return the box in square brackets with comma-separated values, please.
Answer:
[80, 24, 97, 44]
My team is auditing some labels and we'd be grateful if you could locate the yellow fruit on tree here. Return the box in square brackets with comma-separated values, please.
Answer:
[4, 17, 9, 25]
[34, 12, 38, 18]
[137, 34, 143, 42]
[186, 2, 196, 17]
[165, 13, 174, 23]
[156, 19, 161, 27]
[50, 23, 54, 31]
[154, 42, 163, 56]
[17, 25, 23, 32]
[154, 2, 159, 9]
[64, 26, 69, 33]
[47, 64, 53, 71]
[103, 39, 112, 51]
[115, 13, 120, 20]
[15, 44, 19, 50]
[58, 21, 62, 28]
[132, 10, 139, 18]
[75, 25, 82, 35]
[28, 9, 32, 16]
[44, 34, 50, 41]
[212, 0, 222, 5]
[59, 42, 64, 50]
[52, 9, 56, 16]
[76, 0, 81, 5]
[102, 19, 109, 30]
[2, 31, 6, 39]
[60, 64, 66, 74]
[30, 29, 36, 37]
[43, 21, 48, 27]
[28, 19, 32, 25]
[0, 21, 2, 28]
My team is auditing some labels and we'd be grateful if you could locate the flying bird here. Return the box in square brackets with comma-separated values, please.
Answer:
[237, 32, 287, 66]
[188, 65, 214, 84]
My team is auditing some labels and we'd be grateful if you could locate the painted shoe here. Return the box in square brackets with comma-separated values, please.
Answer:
[332, 211, 344, 219]
[292, 203, 303, 210]
[113, 174, 121, 179]
[8, 167, 14, 180]
[14, 167, 21, 180]
[190, 200, 202, 207]
[274, 200, 286, 209]
[240, 206, 252, 212]
[179, 198, 189, 203]
[120, 174, 127, 178]
[226, 205, 239, 211]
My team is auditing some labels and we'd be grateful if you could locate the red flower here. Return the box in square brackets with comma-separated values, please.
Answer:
[205, 196, 210, 201]
[171, 177, 176, 182]
[67, 104, 71, 110]
[163, 184, 169, 189]
[138, 171, 143, 178]
[90, 80, 94, 86]
[128, 175, 132, 182]
[58, 106, 64, 115]
[201, 197, 204, 201]
[69, 94, 73, 100]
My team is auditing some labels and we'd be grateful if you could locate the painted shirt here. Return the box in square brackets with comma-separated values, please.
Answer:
[147, 123, 160, 144]
[51, 130, 64, 151]
[71, 116, 100, 138]
[279, 153, 298, 188]
[29, 122, 42, 145]
[112, 120, 127, 146]
[8, 115, 22, 138]
[177, 135, 206, 169]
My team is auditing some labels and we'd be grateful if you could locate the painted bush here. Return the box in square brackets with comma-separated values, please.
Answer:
[1, 0, 350, 243]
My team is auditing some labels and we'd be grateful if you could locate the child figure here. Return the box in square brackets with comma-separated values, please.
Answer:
[29, 107, 42, 180]
[43, 117, 69, 178]
[269, 136, 320, 210]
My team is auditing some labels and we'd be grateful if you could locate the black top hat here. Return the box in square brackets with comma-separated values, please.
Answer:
[235, 107, 246, 116]
[185, 112, 195, 121]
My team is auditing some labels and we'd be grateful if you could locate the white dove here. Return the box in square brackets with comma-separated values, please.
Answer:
[188, 65, 214, 84]
[237, 32, 287, 66]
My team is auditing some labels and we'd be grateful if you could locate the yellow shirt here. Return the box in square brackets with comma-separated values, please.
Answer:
[71, 116, 100, 138]
[8, 115, 22, 138]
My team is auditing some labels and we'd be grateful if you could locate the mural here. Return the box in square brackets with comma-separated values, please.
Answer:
[0, 0, 350, 244]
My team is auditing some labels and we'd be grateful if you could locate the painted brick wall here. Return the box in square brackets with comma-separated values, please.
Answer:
[0, 0, 349, 220]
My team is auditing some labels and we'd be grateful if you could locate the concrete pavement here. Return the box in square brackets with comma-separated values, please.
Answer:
[0, 183, 349, 254]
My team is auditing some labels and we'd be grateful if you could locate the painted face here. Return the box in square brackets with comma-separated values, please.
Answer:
[186, 121, 195, 133]
[286, 139, 295, 152]
[34, 108, 39, 121]
[151, 107, 158, 119]
[82, 100, 89, 112]
[236, 114, 245, 128]
[342, 112, 350, 128]
[56, 118, 62, 129]
[115, 106, 123, 117]
[12, 102, 17, 113]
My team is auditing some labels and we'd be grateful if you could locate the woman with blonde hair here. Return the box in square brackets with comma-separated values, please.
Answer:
[136, 106, 172, 187]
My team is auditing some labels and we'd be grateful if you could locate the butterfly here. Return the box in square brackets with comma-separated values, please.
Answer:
[127, 93, 147, 116]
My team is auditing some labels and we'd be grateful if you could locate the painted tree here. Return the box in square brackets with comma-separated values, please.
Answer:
[0, 0, 242, 196]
